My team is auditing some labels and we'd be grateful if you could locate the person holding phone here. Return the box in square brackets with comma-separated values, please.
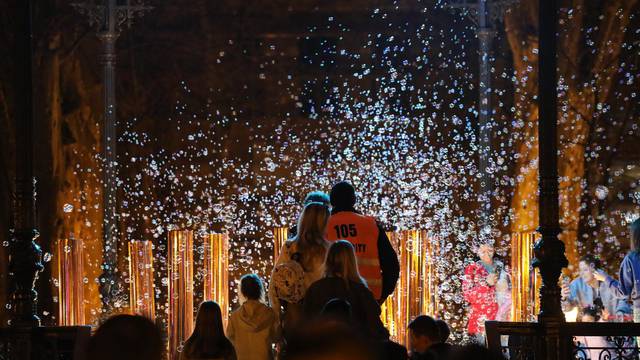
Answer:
[562, 255, 630, 321]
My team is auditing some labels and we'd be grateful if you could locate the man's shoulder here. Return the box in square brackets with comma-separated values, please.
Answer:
[429, 342, 452, 353]
[625, 251, 640, 263]
[330, 211, 379, 225]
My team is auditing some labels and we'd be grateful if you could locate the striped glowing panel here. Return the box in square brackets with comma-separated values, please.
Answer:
[168, 230, 194, 358]
[204, 233, 229, 327]
[380, 232, 402, 341]
[128, 240, 156, 320]
[381, 230, 439, 345]
[273, 227, 288, 261]
[56, 236, 85, 326]
[510, 232, 540, 321]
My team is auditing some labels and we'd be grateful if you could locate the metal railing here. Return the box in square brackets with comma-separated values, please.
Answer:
[0, 326, 91, 360]
[486, 321, 640, 359]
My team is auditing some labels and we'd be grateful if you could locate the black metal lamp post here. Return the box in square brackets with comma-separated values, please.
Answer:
[72, 0, 151, 312]
[533, 0, 567, 324]
[8, 0, 44, 329]
[445, 0, 518, 233]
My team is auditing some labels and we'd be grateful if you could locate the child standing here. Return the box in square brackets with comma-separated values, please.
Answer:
[227, 274, 277, 360]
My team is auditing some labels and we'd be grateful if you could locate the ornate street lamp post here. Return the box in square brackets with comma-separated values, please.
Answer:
[445, 0, 517, 234]
[72, 0, 151, 312]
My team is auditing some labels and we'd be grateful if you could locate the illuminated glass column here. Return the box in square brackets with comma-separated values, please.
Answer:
[510, 232, 540, 321]
[55, 234, 85, 325]
[168, 230, 194, 357]
[128, 240, 155, 320]
[204, 233, 229, 326]
[381, 230, 439, 345]
[380, 231, 402, 341]
[273, 227, 288, 261]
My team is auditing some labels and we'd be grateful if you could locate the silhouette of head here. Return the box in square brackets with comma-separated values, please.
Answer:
[408, 315, 439, 353]
[87, 314, 163, 360]
[320, 298, 353, 325]
[330, 181, 356, 210]
[240, 273, 264, 301]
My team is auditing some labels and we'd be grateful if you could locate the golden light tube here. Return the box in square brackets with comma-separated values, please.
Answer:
[381, 231, 401, 340]
[204, 233, 230, 328]
[168, 230, 194, 359]
[128, 240, 156, 320]
[55, 235, 85, 326]
[381, 230, 439, 345]
[273, 227, 288, 261]
[510, 232, 540, 322]
[422, 231, 439, 316]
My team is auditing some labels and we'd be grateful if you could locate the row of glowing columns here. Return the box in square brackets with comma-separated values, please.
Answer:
[380, 231, 540, 341]
[55, 231, 229, 359]
[167, 231, 230, 357]
[56, 230, 538, 346]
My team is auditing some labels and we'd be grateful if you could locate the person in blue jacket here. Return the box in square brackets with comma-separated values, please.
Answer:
[562, 254, 631, 320]
[595, 217, 640, 321]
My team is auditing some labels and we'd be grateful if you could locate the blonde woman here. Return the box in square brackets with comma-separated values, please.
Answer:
[303, 240, 389, 340]
[269, 202, 331, 334]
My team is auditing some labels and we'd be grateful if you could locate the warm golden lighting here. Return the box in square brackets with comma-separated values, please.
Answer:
[273, 227, 288, 261]
[381, 230, 439, 345]
[510, 232, 540, 321]
[128, 240, 156, 320]
[204, 233, 230, 327]
[55, 235, 86, 326]
[168, 229, 194, 358]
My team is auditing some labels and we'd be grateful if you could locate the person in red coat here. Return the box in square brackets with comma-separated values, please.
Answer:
[463, 243, 499, 342]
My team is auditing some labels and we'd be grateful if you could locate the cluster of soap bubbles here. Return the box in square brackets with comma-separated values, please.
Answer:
[102, 3, 510, 338]
[59, 0, 639, 339]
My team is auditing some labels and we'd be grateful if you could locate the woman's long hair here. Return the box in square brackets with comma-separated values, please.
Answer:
[291, 202, 331, 271]
[324, 240, 366, 287]
[182, 301, 234, 359]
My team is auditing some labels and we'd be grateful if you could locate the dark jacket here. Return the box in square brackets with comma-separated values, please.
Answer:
[427, 343, 452, 359]
[303, 277, 389, 340]
[410, 352, 433, 360]
[379, 340, 409, 360]
[331, 207, 400, 303]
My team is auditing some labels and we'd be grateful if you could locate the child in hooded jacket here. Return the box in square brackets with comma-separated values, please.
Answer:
[227, 274, 277, 360]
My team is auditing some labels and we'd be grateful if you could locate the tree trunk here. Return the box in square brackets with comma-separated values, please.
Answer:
[506, 0, 638, 270]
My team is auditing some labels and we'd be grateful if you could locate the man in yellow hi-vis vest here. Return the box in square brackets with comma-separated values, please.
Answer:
[326, 181, 400, 303]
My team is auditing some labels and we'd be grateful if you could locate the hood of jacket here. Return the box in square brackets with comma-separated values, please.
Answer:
[234, 300, 275, 332]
